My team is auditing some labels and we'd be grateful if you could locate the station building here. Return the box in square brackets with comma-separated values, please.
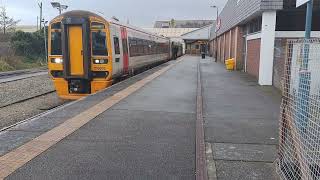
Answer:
[154, 20, 213, 28]
[181, 25, 215, 55]
[147, 19, 215, 55]
[210, 0, 320, 89]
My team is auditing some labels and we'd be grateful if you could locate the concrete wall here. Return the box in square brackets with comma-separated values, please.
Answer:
[258, 11, 277, 85]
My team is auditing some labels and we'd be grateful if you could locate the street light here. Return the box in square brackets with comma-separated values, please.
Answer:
[42, 19, 48, 63]
[51, 2, 68, 15]
[210, 5, 219, 62]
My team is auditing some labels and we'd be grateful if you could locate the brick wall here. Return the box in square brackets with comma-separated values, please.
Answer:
[231, 29, 235, 58]
[225, 32, 229, 60]
[235, 27, 245, 70]
[247, 39, 261, 79]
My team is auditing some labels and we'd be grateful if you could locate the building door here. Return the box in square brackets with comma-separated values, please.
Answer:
[68, 25, 84, 76]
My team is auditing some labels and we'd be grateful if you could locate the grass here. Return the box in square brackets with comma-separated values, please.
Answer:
[0, 56, 47, 72]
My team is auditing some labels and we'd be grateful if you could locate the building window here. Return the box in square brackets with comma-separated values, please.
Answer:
[246, 17, 262, 34]
[195, 45, 200, 49]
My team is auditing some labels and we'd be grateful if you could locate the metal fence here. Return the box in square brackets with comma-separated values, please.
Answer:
[277, 39, 320, 180]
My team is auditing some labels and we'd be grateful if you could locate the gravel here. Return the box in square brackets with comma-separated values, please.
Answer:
[0, 92, 68, 130]
[0, 75, 69, 130]
[0, 75, 55, 107]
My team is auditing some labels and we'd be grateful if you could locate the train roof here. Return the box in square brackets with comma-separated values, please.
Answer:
[51, 10, 169, 40]
[51, 10, 105, 23]
[109, 20, 169, 40]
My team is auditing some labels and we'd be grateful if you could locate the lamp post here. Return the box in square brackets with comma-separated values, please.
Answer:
[42, 19, 48, 63]
[51, 2, 68, 15]
[210, 5, 219, 62]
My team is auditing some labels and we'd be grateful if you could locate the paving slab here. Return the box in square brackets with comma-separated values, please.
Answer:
[204, 117, 278, 145]
[215, 160, 278, 180]
[213, 143, 277, 162]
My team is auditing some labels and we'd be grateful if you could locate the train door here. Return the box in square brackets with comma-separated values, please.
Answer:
[110, 26, 123, 77]
[120, 27, 129, 74]
[68, 25, 84, 76]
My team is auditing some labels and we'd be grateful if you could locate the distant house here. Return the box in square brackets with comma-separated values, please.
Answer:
[154, 20, 214, 28]
[16, 25, 38, 33]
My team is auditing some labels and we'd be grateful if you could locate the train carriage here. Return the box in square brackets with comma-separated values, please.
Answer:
[48, 10, 171, 99]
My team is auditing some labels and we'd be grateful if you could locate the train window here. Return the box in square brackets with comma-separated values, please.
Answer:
[92, 31, 108, 56]
[91, 22, 105, 29]
[51, 32, 62, 55]
[113, 37, 120, 54]
[51, 22, 61, 29]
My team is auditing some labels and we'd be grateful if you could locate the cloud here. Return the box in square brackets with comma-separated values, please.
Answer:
[2, 0, 227, 27]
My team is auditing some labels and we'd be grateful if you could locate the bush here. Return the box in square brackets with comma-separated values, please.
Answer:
[10, 30, 46, 58]
[0, 56, 43, 71]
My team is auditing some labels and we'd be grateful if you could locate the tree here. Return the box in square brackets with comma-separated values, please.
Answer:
[170, 19, 176, 28]
[0, 6, 20, 34]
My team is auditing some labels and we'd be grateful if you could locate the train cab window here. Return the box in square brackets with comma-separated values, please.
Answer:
[113, 37, 120, 54]
[92, 31, 108, 56]
[51, 22, 61, 29]
[51, 32, 62, 55]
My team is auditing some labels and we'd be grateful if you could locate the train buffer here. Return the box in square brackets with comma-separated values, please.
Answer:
[0, 55, 280, 180]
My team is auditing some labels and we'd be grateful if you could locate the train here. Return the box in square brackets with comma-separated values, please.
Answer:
[48, 10, 183, 99]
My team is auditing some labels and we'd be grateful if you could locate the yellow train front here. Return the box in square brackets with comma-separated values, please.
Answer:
[48, 11, 171, 99]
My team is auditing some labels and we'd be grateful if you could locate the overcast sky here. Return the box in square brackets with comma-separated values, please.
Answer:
[1, 0, 227, 27]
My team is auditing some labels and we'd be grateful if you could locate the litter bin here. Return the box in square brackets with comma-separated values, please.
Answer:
[225, 58, 235, 70]
[201, 53, 206, 59]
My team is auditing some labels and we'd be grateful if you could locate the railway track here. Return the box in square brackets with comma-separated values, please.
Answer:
[0, 99, 72, 132]
[0, 90, 69, 131]
[0, 90, 56, 109]
[0, 69, 48, 84]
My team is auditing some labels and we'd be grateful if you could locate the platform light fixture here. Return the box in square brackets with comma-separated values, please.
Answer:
[51, 2, 68, 15]
[210, 5, 219, 62]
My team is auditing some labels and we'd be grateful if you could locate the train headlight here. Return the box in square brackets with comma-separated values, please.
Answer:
[51, 58, 63, 64]
[93, 59, 108, 64]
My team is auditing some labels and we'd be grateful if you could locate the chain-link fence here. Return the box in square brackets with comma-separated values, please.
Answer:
[277, 39, 320, 180]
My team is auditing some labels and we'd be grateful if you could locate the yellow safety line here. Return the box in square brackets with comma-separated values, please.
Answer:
[0, 60, 181, 179]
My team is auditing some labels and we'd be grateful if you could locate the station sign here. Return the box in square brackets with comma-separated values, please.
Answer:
[296, 0, 310, 7]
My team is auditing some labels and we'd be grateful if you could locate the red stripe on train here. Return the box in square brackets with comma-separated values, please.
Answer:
[121, 27, 129, 74]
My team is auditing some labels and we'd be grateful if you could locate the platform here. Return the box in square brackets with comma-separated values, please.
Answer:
[0, 56, 281, 180]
